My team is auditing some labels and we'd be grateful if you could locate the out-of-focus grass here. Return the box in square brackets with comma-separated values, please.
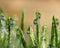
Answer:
[0, 8, 60, 48]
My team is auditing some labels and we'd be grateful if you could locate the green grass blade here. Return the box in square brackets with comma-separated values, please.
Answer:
[21, 11, 25, 33]
[6, 18, 11, 48]
[34, 12, 41, 47]
[19, 28, 28, 48]
[50, 16, 59, 48]
[27, 26, 35, 47]
[41, 25, 48, 48]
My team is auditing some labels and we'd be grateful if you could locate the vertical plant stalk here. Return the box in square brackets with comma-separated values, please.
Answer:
[54, 17, 59, 48]
[0, 14, 1, 33]
[50, 16, 59, 48]
[0, 8, 5, 34]
[19, 28, 28, 48]
[20, 11, 26, 47]
[27, 26, 35, 47]
[0, 8, 7, 48]
[7, 18, 11, 48]
[21, 11, 25, 33]
[50, 17, 55, 48]
[41, 25, 48, 48]
[34, 12, 41, 47]
[0, 14, 2, 45]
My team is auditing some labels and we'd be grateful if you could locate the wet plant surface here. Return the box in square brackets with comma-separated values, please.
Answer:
[0, 8, 60, 48]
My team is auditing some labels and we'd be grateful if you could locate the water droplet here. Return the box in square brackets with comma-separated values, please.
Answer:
[10, 18, 13, 21]
[33, 19, 37, 25]
[57, 22, 59, 26]
[39, 16, 40, 19]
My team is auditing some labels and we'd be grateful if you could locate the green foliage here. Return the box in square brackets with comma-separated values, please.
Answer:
[0, 8, 60, 48]
[41, 25, 48, 48]
[27, 26, 36, 47]
[49, 16, 59, 48]
[19, 28, 28, 48]
[33, 12, 41, 48]
[21, 11, 25, 33]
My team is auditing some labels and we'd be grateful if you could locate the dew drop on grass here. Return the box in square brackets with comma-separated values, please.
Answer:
[33, 19, 37, 25]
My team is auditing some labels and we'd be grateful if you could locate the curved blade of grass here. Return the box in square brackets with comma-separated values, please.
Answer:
[27, 26, 35, 47]
[6, 18, 11, 48]
[54, 16, 59, 48]
[34, 12, 41, 48]
[50, 16, 59, 48]
[41, 25, 48, 48]
[19, 28, 28, 48]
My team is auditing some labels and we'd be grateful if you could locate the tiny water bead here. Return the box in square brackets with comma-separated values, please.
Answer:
[56, 18, 60, 26]
[57, 22, 59, 26]
[38, 16, 40, 19]
[10, 18, 13, 21]
[33, 19, 37, 25]
[0, 8, 60, 48]
[36, 12, 40, 16]
[36, 12, 41, 19]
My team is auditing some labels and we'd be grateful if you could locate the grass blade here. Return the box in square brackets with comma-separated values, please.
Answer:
[19, 28, 28, 48]
[21, 11, 25, 33]
[34, 12, 41, 48]
[27, 26, 35, 47]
